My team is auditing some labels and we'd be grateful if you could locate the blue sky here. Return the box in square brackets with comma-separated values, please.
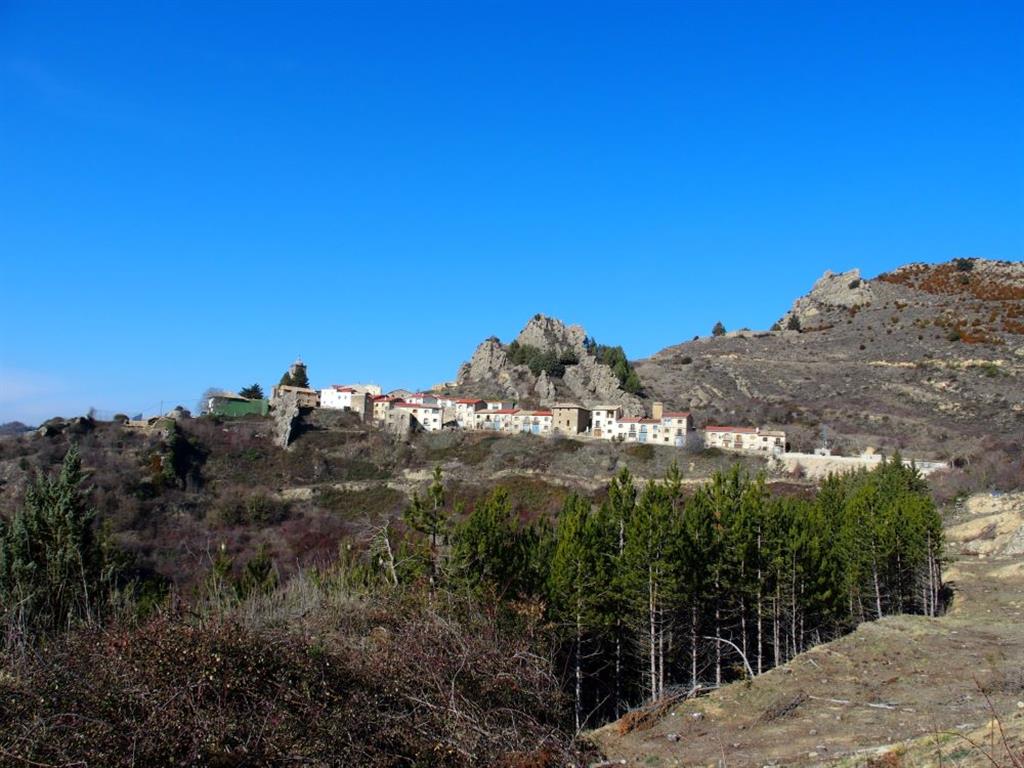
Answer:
[1, 1, 1021, 423]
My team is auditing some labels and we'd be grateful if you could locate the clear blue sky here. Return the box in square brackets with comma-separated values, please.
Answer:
[1, 1, 1021, 423]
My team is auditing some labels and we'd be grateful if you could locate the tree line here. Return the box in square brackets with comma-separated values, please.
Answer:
[379, 458, 944, 728]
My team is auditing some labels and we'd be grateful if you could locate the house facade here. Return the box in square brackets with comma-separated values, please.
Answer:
[513, 410, 553, 435]
[704, 426, 786, 454]
[271, 385, 320, 408]
[590, 404, 624, 438]
[551, 404, 591, 435]
[474, 408, 520, 432]
[393, 402, 443, 431]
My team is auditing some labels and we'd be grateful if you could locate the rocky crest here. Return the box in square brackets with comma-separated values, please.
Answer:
[455, 314, 645, 414]
[782, 268, 874, 326]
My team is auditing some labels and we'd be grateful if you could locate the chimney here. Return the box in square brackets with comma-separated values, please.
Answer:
[652, 401, 664, 420]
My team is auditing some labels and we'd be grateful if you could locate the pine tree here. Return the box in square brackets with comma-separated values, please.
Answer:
[600, 467, 637, 714]
[0, 445, 122, 636]
[448, 487, 525, 598]
[623, 481, 681, 701]
[236, 545, 278, 599]
[549, 493, 606, 730]
[239, 383, 264, 400]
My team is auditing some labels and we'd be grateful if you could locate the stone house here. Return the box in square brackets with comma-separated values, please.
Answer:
[271, 385, 320, 409]
[551, 404, 591, 435]
[371, 395, 403, 422]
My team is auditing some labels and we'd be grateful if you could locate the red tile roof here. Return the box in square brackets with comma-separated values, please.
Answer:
[372, 395, 402, 402]
[490, 408, 520, 415]
[331, 386, 357, 392]
[618, 417, 660, 424]
[663, 411, 691, 418]
[396, 402, 440, 410]
[705, 425, 757, 433]
[455, 398, 485, 404]
[530, 411, 553, 417]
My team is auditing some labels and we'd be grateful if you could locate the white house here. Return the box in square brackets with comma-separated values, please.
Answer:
[320, 386, 359, 410]
[393, 402, 444, 431]
[704, 426, 786, 455]
[474, 408, 520, 432]
[451, 398, 486, 428]
[590, 404, 624, 439]
[405, 392, 439, 406]
[483, 399, 516, 411]
[513, 410, 553, 435]
[320, 386, 373, 421]
[611, 417, 662, 443]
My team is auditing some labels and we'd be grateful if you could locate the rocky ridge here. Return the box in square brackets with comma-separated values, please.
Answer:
[454, 314, 645, 415]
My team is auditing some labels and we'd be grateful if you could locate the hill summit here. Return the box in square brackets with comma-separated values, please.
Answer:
[453, 314, 646, 414]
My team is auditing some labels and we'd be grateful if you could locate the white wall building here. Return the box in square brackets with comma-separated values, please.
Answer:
[704, 426, 786, 455]
[483, 400, 516, 411]
[394, 402, 444, 431]
[474, 408, 520, 432]
[405, 392, 439, 405]
[590, 404, 624, 439]
[512, 410, 553, 435]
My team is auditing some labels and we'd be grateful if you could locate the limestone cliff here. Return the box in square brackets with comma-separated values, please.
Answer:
[455, 314, 645, 415]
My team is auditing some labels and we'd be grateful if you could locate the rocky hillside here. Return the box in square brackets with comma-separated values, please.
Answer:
[635, 258, 1024, 460]
[451, 314, 647, 415]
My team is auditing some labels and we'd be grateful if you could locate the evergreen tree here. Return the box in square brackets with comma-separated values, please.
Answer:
[548, 494, 606, 730]
[448, 487, 526, 598]
[600, 467, 637, 714]
[712, 321, 726, 337]
[0, 446, 122, 636]
[236, 545, 278, 599]
[239, 383, 264, 400]
[623, 481, 681, 701]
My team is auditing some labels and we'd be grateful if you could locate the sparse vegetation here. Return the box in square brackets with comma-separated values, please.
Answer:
[507, 339, 579, 377]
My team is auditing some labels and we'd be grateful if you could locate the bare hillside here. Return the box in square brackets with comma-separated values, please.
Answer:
[635, 259, 1024, 459]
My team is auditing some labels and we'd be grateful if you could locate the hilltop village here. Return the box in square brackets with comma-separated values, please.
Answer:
[207, 358, 849, 463]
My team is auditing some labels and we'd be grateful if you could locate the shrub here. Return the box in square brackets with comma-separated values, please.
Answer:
[954, 257, 975, 272]
[680, 355, 693, 365]
[506, 341, 578, 378]
[626, 443, 655, 461]
[712, 321, 726, 336]
[848, 278, 861, 289]
[0, 593, 581, 767]
[213, 492, 290, 527]
[0, 446, 127, 641]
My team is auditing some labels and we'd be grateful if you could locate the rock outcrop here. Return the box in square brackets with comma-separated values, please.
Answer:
[782, 268, 875, 327]
[455, 314, 645, 414]
[271, 392, 302, 449]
